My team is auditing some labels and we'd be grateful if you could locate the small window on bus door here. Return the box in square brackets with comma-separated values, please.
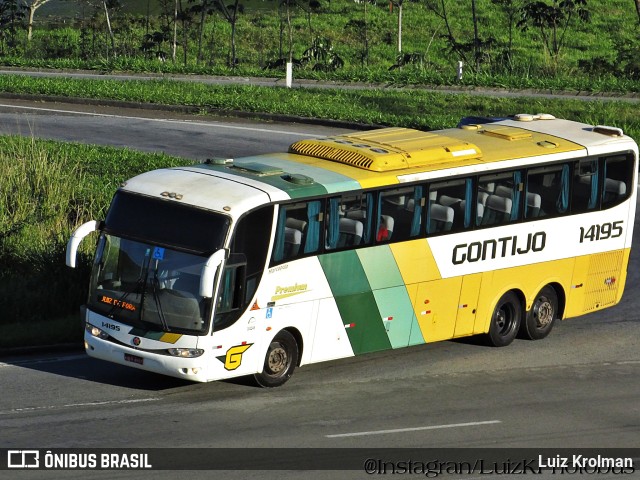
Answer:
[525, 163, 570, 218]
[325, 192, 373, 250]
[427, 178, 471, 234]
[230, 205, 273, 304]
[378, 185, 425, 242]
[272, 200, 324, 264]
[477, 170, 523, 227]
[601, 153, 634, 209]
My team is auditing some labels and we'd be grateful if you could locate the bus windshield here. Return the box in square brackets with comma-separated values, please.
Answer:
[88, 235, 216, 333]
[86, 191, 231, 334]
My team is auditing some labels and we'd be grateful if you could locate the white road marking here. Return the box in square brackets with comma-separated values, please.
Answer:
[325, 420, 502, 438]
[0, 103, 325, 137]
[0, 397, 161, 416]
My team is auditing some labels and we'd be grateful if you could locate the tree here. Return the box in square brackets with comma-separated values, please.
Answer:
[102, 0, 118, 56]
[635, 0, 640, 25]
[0, 0, 26, 54]
[345, 0, 375, 68]
[491, 0, 525, 70]
[389, 0, 404, 53]
[82, 0, 120, 58]
[187, 0, 217, 65]
[518, 0, 590, 62]
[214, 0, 244, 67]
[425, 0, 462, 60]
[23, 0, 51, 42]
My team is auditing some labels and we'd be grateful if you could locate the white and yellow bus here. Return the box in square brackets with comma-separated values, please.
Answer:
[67, 114, 638, 387]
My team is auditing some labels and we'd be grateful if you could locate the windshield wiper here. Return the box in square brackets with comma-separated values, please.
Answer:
[105, 251, 151, 320]
[151, 263, 171, 332]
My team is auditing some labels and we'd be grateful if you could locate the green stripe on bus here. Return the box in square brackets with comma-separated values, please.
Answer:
[356, 246, 404, 290]
[198, 161, 328, 199]
[257, 154, 363, 194]
[335, 291, 392, 355]
[319, 250, 392, 354]
[372, 286, 424, 348]
[318, 250, 371, 297]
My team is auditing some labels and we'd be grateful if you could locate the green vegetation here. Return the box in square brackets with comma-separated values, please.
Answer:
[0, 136, 191, 349]
[1, 0, 639, 93]
[0, 73, 637, 140]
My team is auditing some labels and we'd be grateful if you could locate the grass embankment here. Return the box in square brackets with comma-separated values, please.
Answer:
[7, 0, 640, 94]
[0, 76, 638, 350]
[0, 137, 191, 349]
[0, 74, 638, 141]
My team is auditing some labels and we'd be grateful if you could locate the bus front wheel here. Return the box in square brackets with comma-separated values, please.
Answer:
[521, 286, 558, 340]
[487, 291, 522, 347]
[253, 330, 299, 388]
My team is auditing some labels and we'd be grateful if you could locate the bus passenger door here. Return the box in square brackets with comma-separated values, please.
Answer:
[454, 273, 482, 337]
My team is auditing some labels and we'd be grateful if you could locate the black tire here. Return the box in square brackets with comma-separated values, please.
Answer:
[253, 330, 298, 388]
[487, 291, 522, 347]
[521, 286, 558, 340]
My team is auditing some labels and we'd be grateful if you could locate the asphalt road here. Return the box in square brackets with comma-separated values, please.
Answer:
[0, 101, 638, 479]
[0, 98, 351, 160]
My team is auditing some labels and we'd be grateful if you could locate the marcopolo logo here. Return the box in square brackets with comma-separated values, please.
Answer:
[8, 450, 40, 468]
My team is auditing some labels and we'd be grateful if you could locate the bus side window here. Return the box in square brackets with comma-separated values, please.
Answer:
[478, 171, 523, 226]
[525, 163, 569, 218]
[428, 178, 471, 234]
[379, 185, 425, 242]
[231, 205, 273, 304]
[572, 158, 600, 212]
[214, 254, 247, 330]
[602, 153, 634, 208]
[272, 200, 324, 263]
[326, 193, 372, 250]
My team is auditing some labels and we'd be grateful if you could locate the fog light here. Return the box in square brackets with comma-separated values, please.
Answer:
[168, 348, 204, 358]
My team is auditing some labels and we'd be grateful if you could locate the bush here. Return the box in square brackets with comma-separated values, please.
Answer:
[31, 28, 81, 59]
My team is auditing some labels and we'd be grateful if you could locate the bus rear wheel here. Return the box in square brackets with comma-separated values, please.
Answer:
[521, 286, 558, 340]
[253, 330, 298, 388]
[487, 291, 522, 347]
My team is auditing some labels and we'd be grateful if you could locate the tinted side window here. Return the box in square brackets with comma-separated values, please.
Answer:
[231, 205, 273, 303]
[326, 193, 373, 250]
[477, 170, 523, 227]
[379, 185, 425, 242]
[272, 200, 324, 263]
[602, 153, 634, 209]
[572, 158, 599, 213]
[428, 178, 471, 234]
[525, 164, 570, 218]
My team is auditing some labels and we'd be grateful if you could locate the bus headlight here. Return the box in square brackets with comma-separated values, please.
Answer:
[167, 348, 204, 358]
[85, 323, 109, 340]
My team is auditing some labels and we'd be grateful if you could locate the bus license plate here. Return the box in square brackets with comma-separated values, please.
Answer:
[124, 353, 144, 365]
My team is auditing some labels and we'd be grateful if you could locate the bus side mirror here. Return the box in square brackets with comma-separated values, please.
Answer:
[66, 220, 98, 268]
[200, 249, 227, 298]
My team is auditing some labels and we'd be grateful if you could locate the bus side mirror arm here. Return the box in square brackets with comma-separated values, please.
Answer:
[200, 249, 227, 298]
[66, 220, 98, 268]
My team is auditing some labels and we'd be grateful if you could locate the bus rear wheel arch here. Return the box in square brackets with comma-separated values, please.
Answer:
[487, 291, 523, 347]
[521, 285, 559, 340]
[253, 330, 299, 388]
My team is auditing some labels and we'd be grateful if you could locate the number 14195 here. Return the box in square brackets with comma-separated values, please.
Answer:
[579, 221, 623, 243]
